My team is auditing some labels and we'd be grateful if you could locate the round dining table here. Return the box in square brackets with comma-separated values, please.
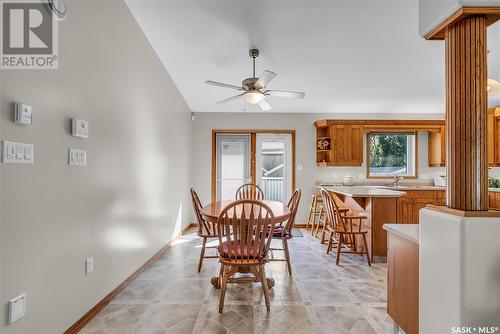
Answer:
[200, 200, 291, 289]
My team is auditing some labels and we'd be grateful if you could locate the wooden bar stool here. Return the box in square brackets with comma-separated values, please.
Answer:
[306, 194, 323, 234]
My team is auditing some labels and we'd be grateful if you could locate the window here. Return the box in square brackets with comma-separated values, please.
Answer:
[367, 132, 417, 178]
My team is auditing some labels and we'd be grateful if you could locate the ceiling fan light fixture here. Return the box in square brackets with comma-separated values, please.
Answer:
[244, 91, 265, 104]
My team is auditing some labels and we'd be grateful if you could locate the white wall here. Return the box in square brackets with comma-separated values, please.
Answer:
[192, 112, 446, 224]
[0, 1, 192, 333]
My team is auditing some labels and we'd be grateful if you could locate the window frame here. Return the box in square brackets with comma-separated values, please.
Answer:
[366, 131, 418, 179]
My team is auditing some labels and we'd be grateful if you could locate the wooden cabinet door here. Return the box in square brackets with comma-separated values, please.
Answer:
[350, 125, 363, 165]
[488, 109, 500, 167]
[490, 192, 500, 209]
[397, 198, 414, 224]
[488, 110, 495, 166]
[331, 125, 363, 166]
[428, 127, 446, 167]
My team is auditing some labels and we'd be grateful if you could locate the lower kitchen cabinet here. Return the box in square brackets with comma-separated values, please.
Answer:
[490, 191, 500, 209]
[396, 190, 445, 224]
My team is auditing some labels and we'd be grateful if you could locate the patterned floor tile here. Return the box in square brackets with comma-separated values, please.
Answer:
[81, 229, 395, 334]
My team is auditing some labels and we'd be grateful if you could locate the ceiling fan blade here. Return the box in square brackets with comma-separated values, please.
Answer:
[216, 93, 244, 104]
[258, 99, 272, 111]
[265, 89, 305, 99]
[254, 70, 277, 89]
[205, 80, 243, 91]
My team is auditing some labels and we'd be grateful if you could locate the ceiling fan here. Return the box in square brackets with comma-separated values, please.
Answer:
[205, 49, 305, 111]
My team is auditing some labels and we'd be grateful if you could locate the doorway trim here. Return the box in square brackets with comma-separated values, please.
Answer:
[211, 129, 296, 202]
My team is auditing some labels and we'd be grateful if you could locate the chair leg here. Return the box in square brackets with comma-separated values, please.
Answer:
[314, 207, 324, 237]
[326, 231, 333, 254]
[219, 264, 228, 313]
[260, 265, 271, 311]
[336, 234, 343, 265]
[198, 237, 207, 272]
[320, 217, 327, 244]
[306, 196, 315, 230]
[362, 233, 371, 266]
[283, 239, 292, 275]
[311, 198, 318, 234]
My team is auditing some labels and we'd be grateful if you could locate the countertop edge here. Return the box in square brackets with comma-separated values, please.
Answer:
[383, 224, 420, 244]
[319, 185, 407, 198]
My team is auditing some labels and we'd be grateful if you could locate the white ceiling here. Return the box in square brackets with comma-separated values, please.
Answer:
[126, 1, 499, 114]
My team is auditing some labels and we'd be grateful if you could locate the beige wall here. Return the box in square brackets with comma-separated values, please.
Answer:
[192, 112, 446, 224]
[0, 1, 192, 333]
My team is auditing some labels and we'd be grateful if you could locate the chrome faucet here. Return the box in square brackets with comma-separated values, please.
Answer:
[392, 175, 404, 187]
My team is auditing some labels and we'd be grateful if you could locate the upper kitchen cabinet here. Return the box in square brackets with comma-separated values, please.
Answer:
[488, 108, 500, 167]
[428, 126, 446, 167]
[315, 120, 363, 166]
[315, 120, 446, 167]
[427, 108, 500, 167]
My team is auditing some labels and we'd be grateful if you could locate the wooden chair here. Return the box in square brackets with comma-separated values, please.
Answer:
[269, 189, 301, 274]
[317, 195, 350, 243]
[191, 189, 218, 272]
[320, 189, 371, 266]
[235, 183, 264, 200]
[217, 199, 275, 313]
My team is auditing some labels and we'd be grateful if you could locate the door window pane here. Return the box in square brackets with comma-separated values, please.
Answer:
[260, 141, 285, 202]
[216, 134, 251, 200]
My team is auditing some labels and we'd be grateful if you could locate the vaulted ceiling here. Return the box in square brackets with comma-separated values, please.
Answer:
[126, 1, 499, 113]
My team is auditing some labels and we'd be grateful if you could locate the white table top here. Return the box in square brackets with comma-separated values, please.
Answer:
[321, 185, 407, 198]
[383, 224, 419, 244]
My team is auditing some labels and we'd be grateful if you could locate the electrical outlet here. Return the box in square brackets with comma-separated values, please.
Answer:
[85, 257, 93, 275]
[8, 293, 26, 324]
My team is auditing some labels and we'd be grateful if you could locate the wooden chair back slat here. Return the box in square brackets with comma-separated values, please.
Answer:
[282, 189, 301, 234]
[235, 183, 265, 200]
[321, 189, 350, 233]
[217, 199, 275, 262]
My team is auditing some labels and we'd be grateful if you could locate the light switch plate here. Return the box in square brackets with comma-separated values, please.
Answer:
[69, 149, 86, 166]
[8, 293, 26, 324]
[15, 103, 32, 124]
[72, 118, 89, 138]
[85, 257, 93, 275]
[2, 141, 34, 164]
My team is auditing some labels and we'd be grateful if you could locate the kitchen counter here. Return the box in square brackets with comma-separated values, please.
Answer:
[489, 187, 500, 193]
[383, 224, 419, 244]
[321, 185, 407, 198]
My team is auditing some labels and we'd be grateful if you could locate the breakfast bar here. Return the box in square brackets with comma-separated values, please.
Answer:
[321, 185, 406, 262]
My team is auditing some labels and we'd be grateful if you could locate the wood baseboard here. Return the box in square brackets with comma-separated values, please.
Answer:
[65, 223, 197, 334]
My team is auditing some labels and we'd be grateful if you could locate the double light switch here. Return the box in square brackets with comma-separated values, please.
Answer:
[69, 149, 86, 166]
[2, 141, 34, 164]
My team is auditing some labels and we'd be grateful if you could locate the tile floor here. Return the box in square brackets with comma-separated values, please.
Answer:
[81, 229, 396, 334]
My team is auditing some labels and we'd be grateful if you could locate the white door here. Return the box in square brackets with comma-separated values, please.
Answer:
[215, 134, 251, 201]
[255, 133, 293, 203]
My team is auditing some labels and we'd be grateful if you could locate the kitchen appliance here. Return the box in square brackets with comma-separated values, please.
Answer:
[433, 175, 447, 187]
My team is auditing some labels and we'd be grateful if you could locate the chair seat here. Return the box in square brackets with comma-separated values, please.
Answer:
[218, 241, 264, 260]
